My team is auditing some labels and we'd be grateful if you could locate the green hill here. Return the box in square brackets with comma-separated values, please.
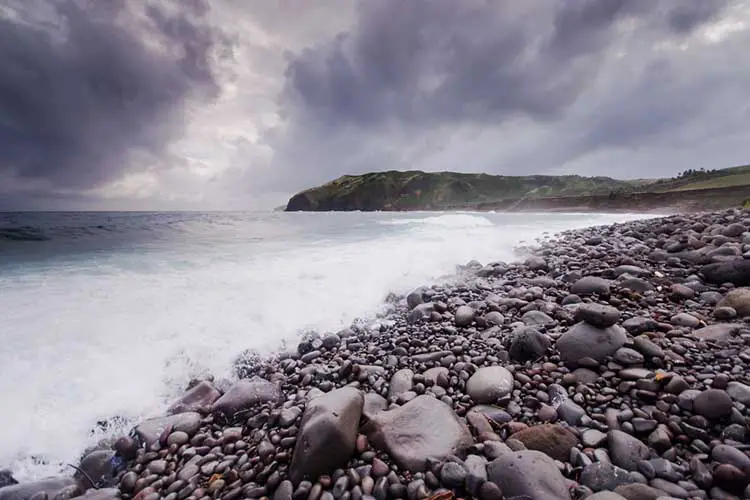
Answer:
[285, 171, 638, 211]
[284, 165, 750, 212]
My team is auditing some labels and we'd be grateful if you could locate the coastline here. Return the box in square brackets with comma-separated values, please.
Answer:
[2, 208, 750, 500]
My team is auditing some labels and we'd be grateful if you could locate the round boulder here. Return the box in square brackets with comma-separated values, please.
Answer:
[571, 276, 611, 296]
[510, 424, 579, 462]
[693, 389, 733, 420]
[556, 322, 628, 367]
[466, 366, 514, 404]
[718, 287, 750, 317]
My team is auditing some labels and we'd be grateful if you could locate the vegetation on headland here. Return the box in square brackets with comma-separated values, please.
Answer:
[285, 165, 750, 212]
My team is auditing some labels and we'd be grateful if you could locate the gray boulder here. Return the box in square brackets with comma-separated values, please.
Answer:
[290, 387, 364, 484]
[574, 303, 621, 328]
[466, 366, 514, 404]
[521, 310, 555, 327]
[0, 478, 76, 500]
[167, 380, 221, 415]
[75, 450, 118, 491]
[406, 288, 424, 310]
[718, 287, 750, 317]
[556, 322, 627, 366]
[586, 493, 627, 500]
[509, 327, 551, 362]
[692, 323, 744, 342]
[212, 377, 283, 423]
[608, 430, 651, 471]
[571, 276, 611, 296]
[364, 395, 473, 472]
[408, 303, 435, 324]
[701, 260, 750, 286]
[455, 305, 475, 327]
[0, 471, 17, 488]
[487, 450, 572, 500]
[134, 411, 202, 446]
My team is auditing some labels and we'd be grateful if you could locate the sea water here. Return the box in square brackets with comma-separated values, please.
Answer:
[0, 210, 652, 480]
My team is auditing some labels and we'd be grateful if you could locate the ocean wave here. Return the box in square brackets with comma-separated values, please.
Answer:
[378, 213, 494, 228]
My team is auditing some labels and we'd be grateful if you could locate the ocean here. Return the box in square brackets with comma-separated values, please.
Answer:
[0, 210, 652, 480]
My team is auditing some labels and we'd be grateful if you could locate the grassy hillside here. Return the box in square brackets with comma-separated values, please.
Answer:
[285, 171, 637, 211]
[285, 165, 750, 212]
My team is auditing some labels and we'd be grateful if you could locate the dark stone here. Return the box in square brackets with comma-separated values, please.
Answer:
[693, 389, 733, 420]
[75, 450, 118, 490]
[509, 327, 550, 362]
[290, 387, 364, 484]
[556, 322, 627, 366]
[574, 303, 621, 328]
[212, 377, 283, 423]
[167, 381, 221, 415]
[571, 277, 611, 296]
[701, 260, 750, 286]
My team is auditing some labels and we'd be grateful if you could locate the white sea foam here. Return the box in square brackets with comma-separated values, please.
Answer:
[0, 211, 650, 480]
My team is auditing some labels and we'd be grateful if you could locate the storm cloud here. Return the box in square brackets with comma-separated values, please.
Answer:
[0, 0, 232, 205]
[0, 0, 748, 209]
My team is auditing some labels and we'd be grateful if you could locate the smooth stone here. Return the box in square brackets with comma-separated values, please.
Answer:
[608, 430, 651, 472]
[692, 323, 744, 343]
[487, 450, 572, 500]
[212, 377, 283, 423]
[726, 381, 750, 405]
[134, 412, 202, 446]
[75, 489, 120, 500]
[440, 462, 467, 488]
[556, 322, 627, 366]
[510, 424, 578, 462]
[571, 277, 611, 296]
[388, 369, 414, 399]
[575, 303, 621, 328]
[455, 306, 475, 327]
[466, 366, 514, 404]
[586, 493, 627, 500]
[582, 429, 608, 448]
[557, 399, 586, 426]
[167, 381, 221, 415]
[290, 387, 364, 484]
[718, 287, 750, 316]
[75, 450, 118, 490]
[712, 444, 750, 470]
[364, 395, 473, 472]
[521, 310, 555, 327]
[614, 348, 645, 365]
[508, 327, 551, 362]
[363, 393, 388, 419]
[464, 454, 488, 496]
[670, 313, 700, 328]
[700, 259, 750, 286]
[693, 389, 733, 420]
[614, 483, 666, 500]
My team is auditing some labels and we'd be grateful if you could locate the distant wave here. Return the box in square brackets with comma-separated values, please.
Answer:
[0, 227, 50, 242]
[379, 214, 494, 228]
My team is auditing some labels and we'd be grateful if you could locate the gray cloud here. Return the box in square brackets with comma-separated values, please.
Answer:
[262, 0, 745, 196]
[0, 0, 232, 199]
[0, 0, 747, 209]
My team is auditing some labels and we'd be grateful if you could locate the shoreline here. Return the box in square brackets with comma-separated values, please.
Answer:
[2, 208, 750, 500]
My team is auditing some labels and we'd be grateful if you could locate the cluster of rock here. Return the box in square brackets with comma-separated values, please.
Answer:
[2, 208, 750, 500]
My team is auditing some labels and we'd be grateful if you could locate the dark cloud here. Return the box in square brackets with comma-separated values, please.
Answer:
[264, 0, 743, 194]
[0, 0, 232, 194]
[282, 0, 730, 128]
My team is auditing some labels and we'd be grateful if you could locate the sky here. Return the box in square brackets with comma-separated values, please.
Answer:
[0, 0, 748, 210]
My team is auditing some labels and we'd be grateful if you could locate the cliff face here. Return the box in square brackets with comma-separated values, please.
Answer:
[284, 170, 635, 212]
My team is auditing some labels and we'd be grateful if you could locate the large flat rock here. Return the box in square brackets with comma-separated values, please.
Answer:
[211, 377, 283, 423]
[167, 380, 221, 415]
[487, 450, 572, 500]
[556, 321, 627, 366]
[134, 412, 202, 446]
[365, 395, 473, 472]
[290, 387, 364, 484]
